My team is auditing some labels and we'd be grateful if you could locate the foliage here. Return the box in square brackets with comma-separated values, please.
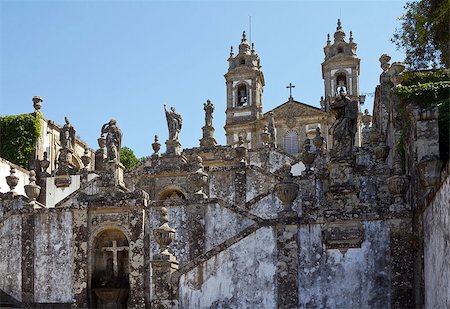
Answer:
[400, 69, 450, 86]
[120, 146, 140, 169]
[0, 113, 42, 169]
[392, 0, 449, 69]
[395, 70, 449, 163]
[394, 81, 450, 106]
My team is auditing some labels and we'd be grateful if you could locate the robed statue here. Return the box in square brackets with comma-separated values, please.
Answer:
[101, 119, 122, 162]
[60, 117, 75, 151]
[329, 89, 358, 158]
[204, 100, 214, 127]
[164, 104, 182, 140]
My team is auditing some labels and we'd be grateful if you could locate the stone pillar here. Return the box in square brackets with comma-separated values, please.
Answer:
[187, 203, 205, 260]
[128, 208, 147, 308]
[389, 218, 415, 308]
[72, 209, 88, 308]
[151, 207, 179, 309]
[276, 220, 299, 309]
[21, 209, 35, 307]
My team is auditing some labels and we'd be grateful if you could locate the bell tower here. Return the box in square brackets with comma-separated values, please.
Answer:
[321, 19, 360, 110]
[224, 31, 265, 148]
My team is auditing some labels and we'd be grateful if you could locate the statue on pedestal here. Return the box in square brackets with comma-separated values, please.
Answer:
[204, 100, 214, 127]
[329, 89, 357, 159]
[101, 119, 122, 162]
[164, 104, 182, 140]
[60, 117, 75, 151]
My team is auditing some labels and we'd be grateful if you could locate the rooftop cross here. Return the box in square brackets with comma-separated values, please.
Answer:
[102, 240, 129, 277]
[286, 83, 296, 100]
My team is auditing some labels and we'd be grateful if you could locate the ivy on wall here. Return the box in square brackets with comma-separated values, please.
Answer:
[0, 112, 42, 169]
[395, 69, 450, 163]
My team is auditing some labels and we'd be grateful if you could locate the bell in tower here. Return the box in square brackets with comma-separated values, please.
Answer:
[224, 31, 265, 148]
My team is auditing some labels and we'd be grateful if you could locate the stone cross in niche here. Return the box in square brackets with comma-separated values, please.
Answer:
[102, 240, 129, 277]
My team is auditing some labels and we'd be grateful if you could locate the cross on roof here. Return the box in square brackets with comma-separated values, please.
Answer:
[102, 240, 129, 277]
[286, 83, 295, 100]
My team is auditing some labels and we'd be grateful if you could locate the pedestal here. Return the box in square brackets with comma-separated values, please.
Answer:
[199, 126, 217, 148]
[165, 139, 182, 156]
[102, 161, 126, 189]
[151, 254, 179, 306]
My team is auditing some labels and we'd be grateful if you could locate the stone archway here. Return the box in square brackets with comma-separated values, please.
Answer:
[91, 229, 130, 308]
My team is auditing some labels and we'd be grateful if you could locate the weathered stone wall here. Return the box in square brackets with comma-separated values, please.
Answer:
[423, 173, 450, 309]
[298, 221, 391, 308]
[178, 227, 277, 309]
[0, 214, 22, 301]
[34, 210, 73, 303]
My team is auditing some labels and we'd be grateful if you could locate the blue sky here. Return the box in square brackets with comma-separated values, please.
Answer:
[1, 0, 407, 158]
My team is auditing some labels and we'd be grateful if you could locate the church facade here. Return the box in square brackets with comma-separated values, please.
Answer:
[0, 20, 449, 309]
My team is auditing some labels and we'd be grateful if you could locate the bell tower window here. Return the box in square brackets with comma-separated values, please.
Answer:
[336, 73, 347, 95]
[237, 84, 248, 107]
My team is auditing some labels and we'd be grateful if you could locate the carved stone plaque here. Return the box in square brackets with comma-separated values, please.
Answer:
[322, 221, 364, 253]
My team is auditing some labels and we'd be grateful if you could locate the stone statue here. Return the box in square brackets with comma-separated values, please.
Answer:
[164, 104, 182, 140]
[60, 117, 75, 151]
[204, 100, 214, 127]
[101, 119, 122, 162]
[329, 89, 357, 158]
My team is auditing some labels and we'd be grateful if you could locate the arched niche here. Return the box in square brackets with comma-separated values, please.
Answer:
[335, 72, 348, 95]
[237, 83, 248, 107]
[90, 229, 130, 308]
[158, 186, 186, 200]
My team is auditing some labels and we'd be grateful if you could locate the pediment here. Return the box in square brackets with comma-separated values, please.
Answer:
[264, 100, 326, 119]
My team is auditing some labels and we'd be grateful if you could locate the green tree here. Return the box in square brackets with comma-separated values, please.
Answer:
[120, 146, 140, 169]
[392, 0, 449, 69]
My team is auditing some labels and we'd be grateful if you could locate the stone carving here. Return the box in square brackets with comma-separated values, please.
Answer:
[261, 126, 271, 147]
[164, 104, 182, 141]
[200, 100, 217, 148]
[387, 158, 409, 204]
[39, 152, 50, 176]
[329, 89, 358, 160]
[373, 136, 390, 162]
[275, 163, 299, 212]
[60, 117, 75, 151]
[379, 54, 391, 73]
[322, 222, 364, 254]
[235, 136, 247, 163]
[32, 96, 43, 112]
[362, 109, 372, 128]
[313, 127, 325, 153]
[6, 166, 19, 194]
[101, 119, 122, 162]
[81, 148, 91, 171]
[24, 170, 41, 205]
[188, 155, 209, 198]
[301, 139, 316, 172]
[389, 62, 405, 86]
[154, 207, 176, 258]
[204, 99, 214, 127]
[152, 135, 161, 155]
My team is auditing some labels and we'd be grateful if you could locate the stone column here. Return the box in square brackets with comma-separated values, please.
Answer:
[21, 208, 35, 307]
[72, 209, 88, 308]
[276, 220, 299, 309]
[128, 208, 147, 308]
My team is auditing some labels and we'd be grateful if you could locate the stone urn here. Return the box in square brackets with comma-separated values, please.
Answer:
[6, 167, 19, 193]
[81, 149, 91, 169]
[40, 152, 50, 175]
[275, 163, 299, 212]
[373, 139, 389, 161]
[301, 140, 316, 172]
[387, 174, 408, 204]
[152, 135, 161, 155]
[153, 207, 176, 257]
[32, 96, 43, 111]
[24, 170, 41, 204]
[235, 137, 247, 163]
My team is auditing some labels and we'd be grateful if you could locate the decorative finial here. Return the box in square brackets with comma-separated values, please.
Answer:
[349, 31, 353, 42]
[337, 18, 342, 30]
[32, 96, 43, 112]
[230, 46, 234, 57]
[251, 42, 255, 54]
[242, 31, 247, 41]
[24, 170, 41, 205]
[152, 134, 161, 155]
[327, 33, 331, 44]
[6, 166, 19, 194]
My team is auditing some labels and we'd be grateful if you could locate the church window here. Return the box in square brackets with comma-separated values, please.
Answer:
[237, 84, 248, 106]
[284, 130, 299, 154]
